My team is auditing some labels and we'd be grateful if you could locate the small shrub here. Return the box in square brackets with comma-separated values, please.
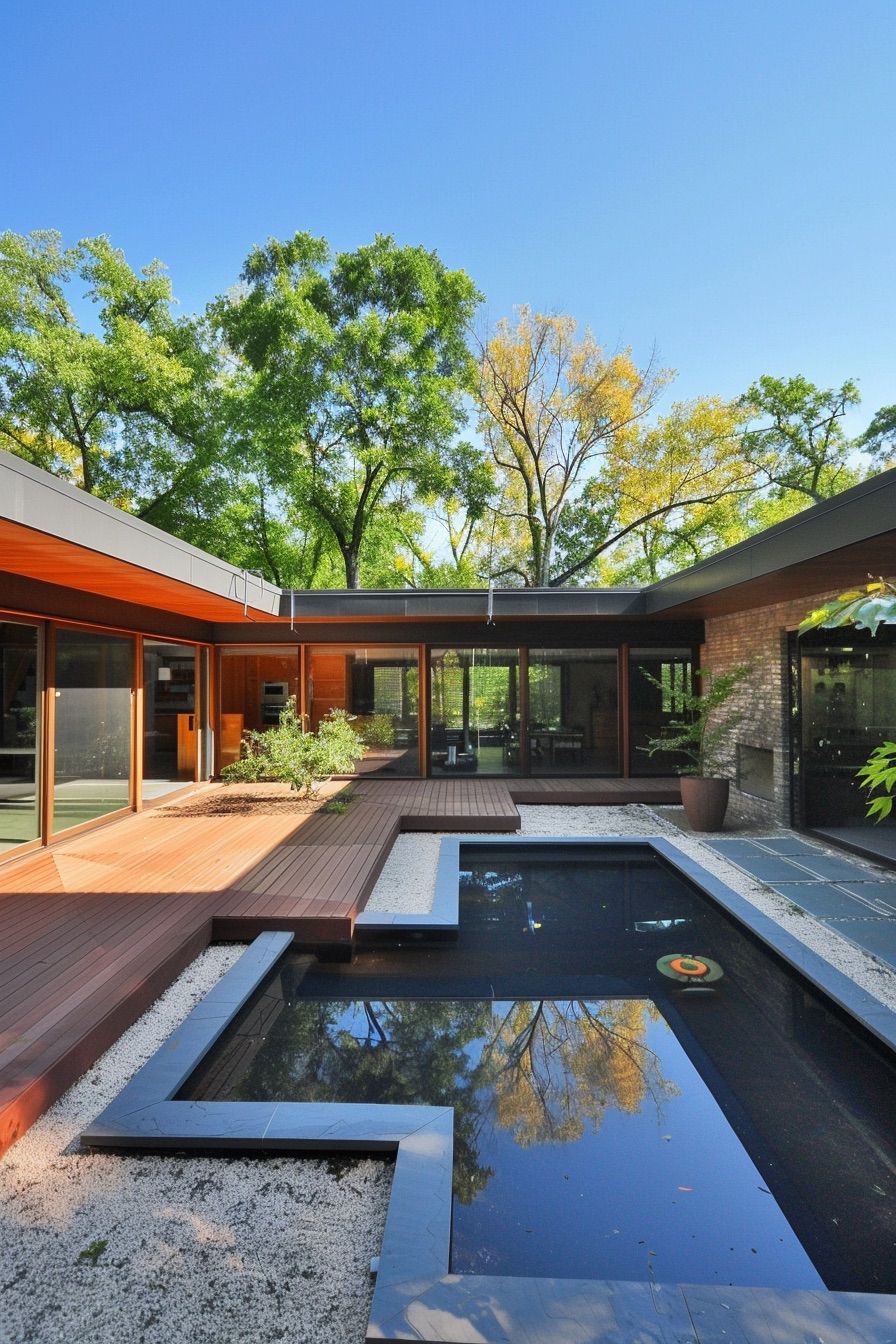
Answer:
[221, 728, 274, 783]
[263, 701, 366, 797]
[359, 714, 395, 748]
[220, 755, 269, 783]
[219, 702, 366, 797]
[77, 1239, 108, 1266]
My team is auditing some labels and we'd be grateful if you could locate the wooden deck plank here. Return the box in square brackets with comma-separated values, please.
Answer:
[0, 774, 682, 1157]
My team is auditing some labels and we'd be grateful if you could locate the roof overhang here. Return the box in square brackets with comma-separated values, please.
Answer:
[3, 450, 896, 633]
[0, 451, 281, 623]
[644, 467, 896, 618]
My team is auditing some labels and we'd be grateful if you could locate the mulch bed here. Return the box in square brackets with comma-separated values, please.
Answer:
[157, 790, 332, 817]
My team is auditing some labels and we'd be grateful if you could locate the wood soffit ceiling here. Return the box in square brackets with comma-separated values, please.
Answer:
[649, 536, 896, 619]
[0, 519, 270, 623]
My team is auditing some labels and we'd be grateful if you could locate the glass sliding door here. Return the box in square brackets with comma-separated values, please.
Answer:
[219, 648, 300, 769]
[0, 621, 41, 852]
[798, 629, 896, 838]
[53, 629, 133, 833]
[308, 646, 419, 777]
[430, 648, 520, 775]
[528, 649, 618, 774]
[143, 641, 198, 800]
[628, 648, 693, 776]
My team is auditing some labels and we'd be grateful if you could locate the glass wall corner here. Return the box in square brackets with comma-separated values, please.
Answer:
[0, 619, 42, 854]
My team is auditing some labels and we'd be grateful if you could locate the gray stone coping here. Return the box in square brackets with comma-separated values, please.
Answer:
[82, 851, 896, 1343]
[706, 835, 896, 975]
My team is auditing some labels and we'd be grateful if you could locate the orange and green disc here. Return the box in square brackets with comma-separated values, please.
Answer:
[656, 953, 723, 983]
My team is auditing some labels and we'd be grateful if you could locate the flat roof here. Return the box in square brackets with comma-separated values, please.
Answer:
[0, 451, 280, 622]
[3, 450, 896, 628]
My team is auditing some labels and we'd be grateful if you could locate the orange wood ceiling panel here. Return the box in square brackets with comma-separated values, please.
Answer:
[0, 518, 270, 622]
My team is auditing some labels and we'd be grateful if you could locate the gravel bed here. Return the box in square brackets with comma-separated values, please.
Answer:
[5, 804, 896, 1344]
[0, 947, 391, 1344]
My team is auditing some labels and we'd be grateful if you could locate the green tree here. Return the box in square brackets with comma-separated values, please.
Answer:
[0, 229, 220, 520]
[739, 373, 865, 505]
[216, 232, 482, 588]
[857, 403, 896, 468]
[558, 396, 755, 584]
[396, 440, 496, 587]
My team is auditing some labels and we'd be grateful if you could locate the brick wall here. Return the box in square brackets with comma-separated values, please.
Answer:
[700, 587, 849, 828]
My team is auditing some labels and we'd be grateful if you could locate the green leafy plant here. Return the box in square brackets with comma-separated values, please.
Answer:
[220, 728, 274, 782]
[220, 703, 366, 795]
[77, 1239, 108, 1266]
[800, 578, 896, 637]
[324, 787, 355, 815]
[220, 753, 270, 783]
[856, 742, 896, 822]
[262, 700, 366, 797]
[640, 665, 752, 777]
[358, 713, 395, 748]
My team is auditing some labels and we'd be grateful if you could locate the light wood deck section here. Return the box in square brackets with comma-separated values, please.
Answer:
[0, 775, 680, 1156]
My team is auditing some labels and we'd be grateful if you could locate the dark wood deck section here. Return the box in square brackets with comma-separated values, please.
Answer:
[0, 775, 679, 1157]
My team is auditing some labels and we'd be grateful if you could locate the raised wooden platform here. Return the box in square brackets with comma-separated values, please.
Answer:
[0, 775, 680, 1157]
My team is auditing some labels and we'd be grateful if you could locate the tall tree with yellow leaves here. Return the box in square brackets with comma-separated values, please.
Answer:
[569, 396, 757, 584]
[476, 307, 671, 586]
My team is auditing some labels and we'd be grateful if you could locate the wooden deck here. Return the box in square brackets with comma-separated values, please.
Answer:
[0, 775, 680, 1157]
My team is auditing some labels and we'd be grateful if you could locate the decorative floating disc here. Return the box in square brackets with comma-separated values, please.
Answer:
[657, 953, 724, 983]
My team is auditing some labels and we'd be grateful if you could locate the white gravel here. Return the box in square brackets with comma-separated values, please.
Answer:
[0, 946, 391, 1344]
[4, 804, 896, 1344]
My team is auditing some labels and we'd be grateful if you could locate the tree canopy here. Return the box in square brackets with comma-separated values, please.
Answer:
[476, 307, 671, 587]
[0, 229, 220, 528]
[1, 226, 890, 592]
[215, 231, 482, 588]
[739, 373, 864, 505]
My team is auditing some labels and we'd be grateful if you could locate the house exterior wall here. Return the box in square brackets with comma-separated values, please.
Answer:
[700, 584, 894, 829]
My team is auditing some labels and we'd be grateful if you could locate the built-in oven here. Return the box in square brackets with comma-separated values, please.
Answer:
[261, 681, 289, 724]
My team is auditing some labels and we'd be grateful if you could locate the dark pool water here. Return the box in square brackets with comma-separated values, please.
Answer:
[182, 844, 896, 1292]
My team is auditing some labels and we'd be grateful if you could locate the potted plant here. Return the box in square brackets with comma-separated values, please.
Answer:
[641, 664, 752, 831]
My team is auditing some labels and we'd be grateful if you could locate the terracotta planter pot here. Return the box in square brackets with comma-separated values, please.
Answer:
[679, 776, 730, 832]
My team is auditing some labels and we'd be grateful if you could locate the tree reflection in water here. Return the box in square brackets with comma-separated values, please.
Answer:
[483, 999, 678, 1151]
[231, 997, 678, 1205]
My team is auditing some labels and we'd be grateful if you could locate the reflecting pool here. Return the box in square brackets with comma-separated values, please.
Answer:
[181, 844, 896, 1292]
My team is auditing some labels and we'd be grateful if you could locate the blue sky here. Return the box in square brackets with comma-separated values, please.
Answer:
[5, 0, 894, 433]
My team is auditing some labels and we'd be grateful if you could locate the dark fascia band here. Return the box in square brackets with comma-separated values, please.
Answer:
[82, 846, 896, 1343]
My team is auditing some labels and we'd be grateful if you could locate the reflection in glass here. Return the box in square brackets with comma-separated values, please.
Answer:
[53, 629, 132, 833]
[0, 621, 41, 851]
[628, 648, 693, 775]
[430, 648, 520, 775]
[308, 646, 419, 776]
[143, 641, 197, 799]
[799, 630, 896, 832]
[219, 647, 300, 769]
[528, 649, 618, 774]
